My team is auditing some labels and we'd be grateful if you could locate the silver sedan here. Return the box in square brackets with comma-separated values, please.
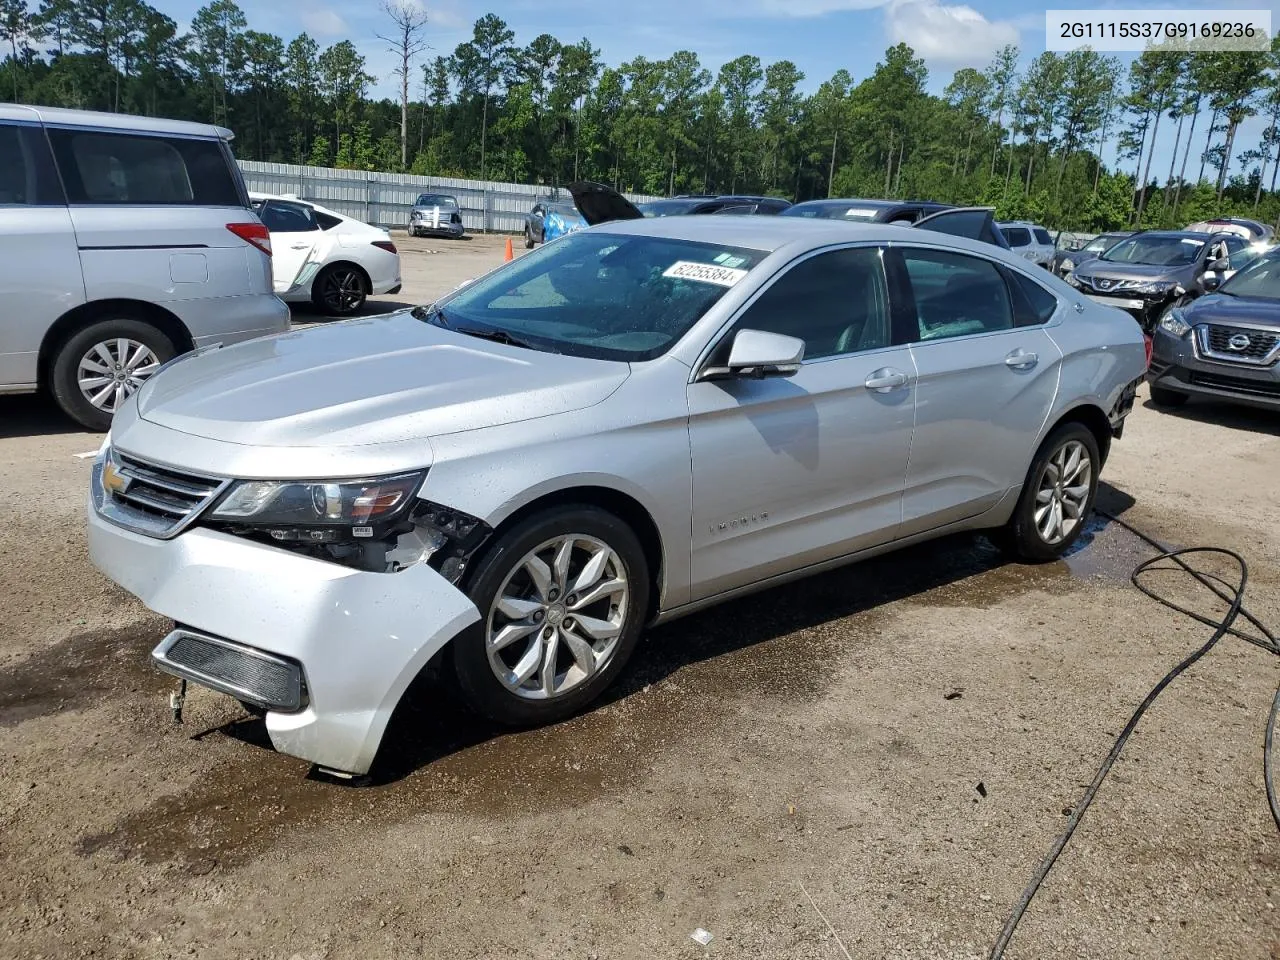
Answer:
[87, 215, 1147, 776]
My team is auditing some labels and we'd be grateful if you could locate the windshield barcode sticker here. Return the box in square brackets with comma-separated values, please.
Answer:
[663, 261, 749, 287]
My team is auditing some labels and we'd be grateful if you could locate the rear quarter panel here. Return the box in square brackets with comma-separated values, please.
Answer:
[1042, 295, 1146, 436]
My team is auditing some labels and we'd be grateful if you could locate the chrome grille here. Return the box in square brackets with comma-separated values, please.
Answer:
[1198, 324, 1280, 365]
[92, 450, 230, 540]
[153, 629, 305, 712]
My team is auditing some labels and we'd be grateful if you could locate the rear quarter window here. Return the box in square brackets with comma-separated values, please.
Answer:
[47, 129, 242, 206]
[1033, 228, 1053, 246]
[1003, 227, 1031, 247]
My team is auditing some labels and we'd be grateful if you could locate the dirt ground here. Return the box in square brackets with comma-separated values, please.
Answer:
[2, 233, 1280, 960]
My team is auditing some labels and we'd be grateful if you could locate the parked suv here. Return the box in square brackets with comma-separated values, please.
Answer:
[1067, 229, 1259, 332]
[1148, 248, 1280, 411]
[0, 104, 288, 430]
[89, 213, 1144, 777]
[998, 221, 1055, 268]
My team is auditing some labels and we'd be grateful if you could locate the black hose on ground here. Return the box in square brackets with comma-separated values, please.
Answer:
[989, 511, 1280, 960]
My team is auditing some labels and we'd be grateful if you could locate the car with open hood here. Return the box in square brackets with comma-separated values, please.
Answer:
[1148, 247, 1280, 411]
[88, 211, 1145, 779]
[1066, 229, 1261, 332]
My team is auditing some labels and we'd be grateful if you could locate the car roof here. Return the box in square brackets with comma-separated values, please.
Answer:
[0, 102, 234, 140]
[249, 191, 351, 223]
[590, 214, 1026, 261]
[1133, 229, 1222, 240]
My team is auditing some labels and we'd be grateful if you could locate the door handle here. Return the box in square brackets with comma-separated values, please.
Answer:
[1005, 349, 1038, 370]
[290, 243, 311, 250]
[864, 367, 909, 393]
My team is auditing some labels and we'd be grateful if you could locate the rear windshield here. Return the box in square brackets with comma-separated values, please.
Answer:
[47, 129, 242, 206]
[782, 203, 884, 221]
[416, 194, 457, 208]
[639, 199, 705, 217]
[434, 231, 766, 361]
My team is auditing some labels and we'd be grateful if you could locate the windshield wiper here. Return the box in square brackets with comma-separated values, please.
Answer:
[452, 325, 536, 349]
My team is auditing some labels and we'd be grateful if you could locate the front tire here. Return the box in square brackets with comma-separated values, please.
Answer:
[1149, 384, 1189, 407]
[523, 227, 535, 249]
[1000, 423, 1100, 563]
[312, 263, 368, 316]
[50, 317, 176, 431]
[453, 506, 650, 727]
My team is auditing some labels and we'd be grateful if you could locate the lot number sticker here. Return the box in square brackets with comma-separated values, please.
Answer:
[663, 260, 749, 287]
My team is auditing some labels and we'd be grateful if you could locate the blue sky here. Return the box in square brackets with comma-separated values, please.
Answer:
[164, 0, 1280, 185]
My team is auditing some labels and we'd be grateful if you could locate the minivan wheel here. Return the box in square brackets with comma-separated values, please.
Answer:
[51, 318, 176, 431]
[1149, 384, 1189, 407]
[312, 264, 367, 316]
[452, 506, 650, 727]
[1000, 423, 1100, 563]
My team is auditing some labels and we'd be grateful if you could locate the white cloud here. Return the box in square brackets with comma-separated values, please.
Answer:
[883, 0, 1020, 67]
[745, 0, 890, 14]
[300, 8, 350, 37]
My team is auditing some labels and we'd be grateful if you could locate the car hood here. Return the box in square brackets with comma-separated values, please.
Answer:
[568, 181, 645, 225]
[136, 312, 631, 448]
[1184, 293, 1280, 329]
[1074, 261, 1189, 282]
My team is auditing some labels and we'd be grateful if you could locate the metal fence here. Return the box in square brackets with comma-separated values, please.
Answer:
[237, 160, 661, 234]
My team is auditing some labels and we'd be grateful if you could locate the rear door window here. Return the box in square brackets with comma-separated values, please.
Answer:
[259, 200, 318, 233]
[1003, 227, 1031, 247]
[1033, 228, 1053, 246]
[0, 123, 63, 205]
[897, 248, 1014, 341]
[47, 129, 242, 206]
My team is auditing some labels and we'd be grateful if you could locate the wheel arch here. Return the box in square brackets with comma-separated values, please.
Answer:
[318, 259, 372, 293]
[39, 299, 194, 390]
[469, 484, 667, 623]
[1046, 402, 1112, 466]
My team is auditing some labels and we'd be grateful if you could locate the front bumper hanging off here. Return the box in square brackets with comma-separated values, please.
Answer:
[87, 501, 480, 775]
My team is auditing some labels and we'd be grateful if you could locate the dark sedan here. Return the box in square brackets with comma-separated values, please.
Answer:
[780, 198, 952, 225]
[1148, 250, 1280, 411]
[638, 195, 792, 217]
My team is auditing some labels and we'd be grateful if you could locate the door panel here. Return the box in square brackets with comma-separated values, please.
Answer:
[688, 349, 915, 600]
[687, 245, 914, 601]
[257, 200, 319, 293]
[891, 246, 1062, 535]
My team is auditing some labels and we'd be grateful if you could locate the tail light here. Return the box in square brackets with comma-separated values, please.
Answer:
[227, 222, 272, 257]
[372, 240, 398, 254]
[1143, 334, 1153, 369]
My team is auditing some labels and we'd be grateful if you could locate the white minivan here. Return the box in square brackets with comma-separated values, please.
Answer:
[0, 104, 289, 430]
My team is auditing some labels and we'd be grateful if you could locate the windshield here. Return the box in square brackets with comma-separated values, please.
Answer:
[1082, 235, 1122, 256]
[782, 203, 883, 221]
[436, 231, 766, 361]
[639, 199, 704, 217]
[416, 194, 457, 208]
[1101, 235, 1204, 266]
[1218, 253, 1280, 300]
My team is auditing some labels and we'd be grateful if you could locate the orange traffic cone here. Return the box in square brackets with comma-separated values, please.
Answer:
[504, 237, 514, 262]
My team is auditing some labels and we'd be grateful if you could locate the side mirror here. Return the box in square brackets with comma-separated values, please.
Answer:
[701, 329, 805, 381]
[1202, 273, 1222, 291]
[1206, 257, 1229, 273]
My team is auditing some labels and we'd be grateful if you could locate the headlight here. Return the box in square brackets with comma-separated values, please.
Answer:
[1159, 308, 1192, 338]
[210, 472, 425, 542]
[1061, 258, 1075, 272]
[1130, 279, 1177, 296]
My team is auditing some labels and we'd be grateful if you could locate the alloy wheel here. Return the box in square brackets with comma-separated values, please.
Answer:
[76, 338, 160, 413]
[1034, 439, 1092, 545]
[486, 534, 630, 700]
[322, 268, 365, 313]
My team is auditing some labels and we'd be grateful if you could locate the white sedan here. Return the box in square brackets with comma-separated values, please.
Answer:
[249, 192, 402, 316]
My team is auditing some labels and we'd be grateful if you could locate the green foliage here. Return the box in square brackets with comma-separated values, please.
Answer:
[4, 0, 1280, 231]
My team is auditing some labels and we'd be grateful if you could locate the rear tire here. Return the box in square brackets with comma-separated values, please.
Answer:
[452, 506, 650, 727]
[1149, 384, 1188, 407]
[312, 263, 368, 316]
[523, 227, 535, 249]
[999, 422, 1100, 563]
[50, 316, 176, 431]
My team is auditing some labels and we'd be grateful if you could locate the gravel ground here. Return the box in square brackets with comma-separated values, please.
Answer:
[1, 234, 1279, 960]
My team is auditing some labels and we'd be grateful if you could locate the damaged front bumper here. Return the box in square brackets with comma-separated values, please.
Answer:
[87, 498, 480, 775]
